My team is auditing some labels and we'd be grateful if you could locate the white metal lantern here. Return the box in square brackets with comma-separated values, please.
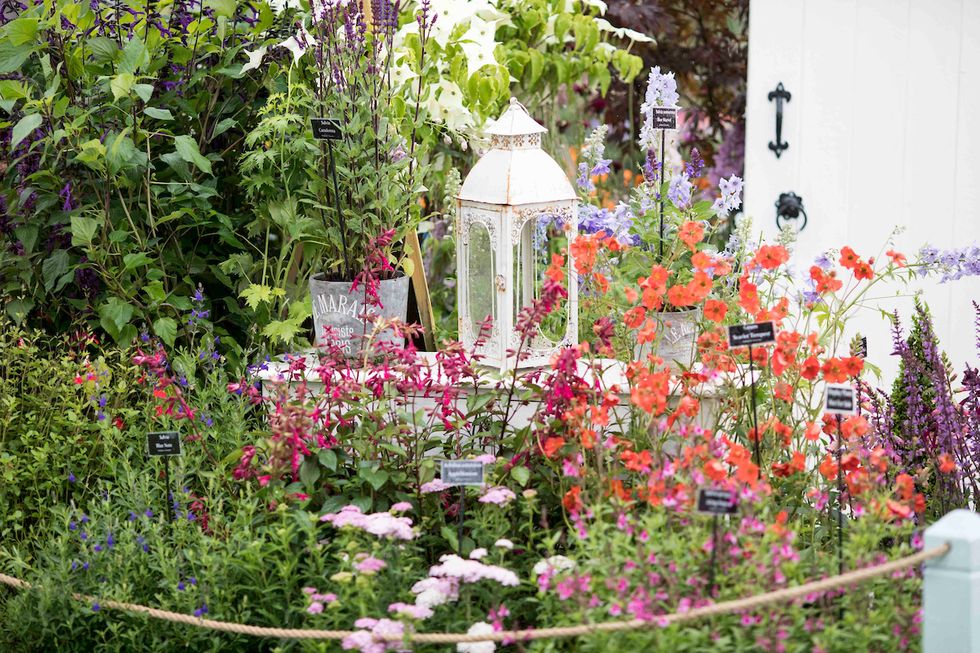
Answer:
[456, 98, 578, 370]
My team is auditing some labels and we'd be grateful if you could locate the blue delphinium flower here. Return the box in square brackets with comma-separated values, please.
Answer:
[667, 172, 693, 210]
[193, 603, 208, 617]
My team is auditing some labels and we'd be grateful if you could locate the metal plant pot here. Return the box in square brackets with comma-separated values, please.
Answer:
[309, 273, 410, 355]
[634, 307, 701, 369]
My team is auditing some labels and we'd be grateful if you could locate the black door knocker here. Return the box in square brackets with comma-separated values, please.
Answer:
[768, 82, 791, 158]
[775, 192, 807, 232]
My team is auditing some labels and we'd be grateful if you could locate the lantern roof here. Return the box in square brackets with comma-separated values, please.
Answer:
[458, 98, 575, 206]
[485, 98, 548, 136]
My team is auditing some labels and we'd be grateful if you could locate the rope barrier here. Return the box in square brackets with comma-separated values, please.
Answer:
[0, 542, 949, 644]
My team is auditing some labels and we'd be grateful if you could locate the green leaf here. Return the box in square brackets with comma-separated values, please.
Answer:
[440, 526, 459, 552]
[239, 284, 273, 310]
[211, 117, 235, 139]
[0, 41, 32, 75]
[10, 113, 41, 150]
[3, 17, 38, 46]
[99, 297, 135, 334]
[262, 320, 301, 343]
[144, 107, 173, 121]
[109, 72, 136, 101]
[123, 252, 153, 270]
[317, 448, 338, 472]
[70, 216, 99, 246]
[133, 83, 154, 103]
[206, 0, 236, 18]
[41, 249, 69, 291]
[510, 465, 530, 487]
[359, 467, 389, 491]
[300, 458, 320, 489]
[14, 224, 37, 254]
[119, 37, 149, 74]
[143, 281, 167, 304]
[173, 134, 213, 174]
[152, 317, 177, 346]
[5, 298, 33, 325]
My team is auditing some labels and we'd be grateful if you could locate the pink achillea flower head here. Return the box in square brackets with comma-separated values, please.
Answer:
[320, 505, 416, 540]
[479, 486, 516, 506]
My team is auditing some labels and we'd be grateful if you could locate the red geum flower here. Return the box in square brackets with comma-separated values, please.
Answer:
[562, 485, 583, 513]
[637, 319, 658, 345]
[821, 358, 848, 383]
[938, 453, 957, 474]
[818, 454, 838, 481]
[839, 246, 860, 269]
[737, 275, 761, 315]
[621, 449, 652, 473]
[853, 261, 873, 280]
[704, 459, 727, 481]
[624, 306, 646, 329]
[753, 244, 790, 270]
[678, 220, 704, 251]
[842, 356, 864, 377]
[542, 437, 566, 458]
[886, 249, 907, 267]
[703, 299, 727, 323]
[800, 356, 821, 380]
[840, 415, 869, 439]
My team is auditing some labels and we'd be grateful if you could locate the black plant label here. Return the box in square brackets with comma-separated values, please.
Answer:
[311, 118, 343, 140]
[147, 431, 182, 457]
[651, 107, 677, 130]
[824, 385, 857, 415]
[727, 321, 776, 347]
[697, 488, 738, 515]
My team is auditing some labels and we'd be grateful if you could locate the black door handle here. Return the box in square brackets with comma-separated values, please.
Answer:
[775, 192, 807, 231]
[768, 82, 791, 158]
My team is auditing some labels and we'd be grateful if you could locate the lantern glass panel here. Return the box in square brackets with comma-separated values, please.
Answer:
[513, 216, 568, 345]
[467, 222, 495, 337]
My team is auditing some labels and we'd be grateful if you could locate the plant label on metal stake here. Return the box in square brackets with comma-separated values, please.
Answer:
[441, 461, 483, 553]
[147, 431, 181, 528]
[311, 118, 343, 141]
[824, 384, 858, 415]
[727, 322, 775, 471]
[697, 488, 737, 597]
[440, 460, 484, 486]
[651, 107, 678, 130]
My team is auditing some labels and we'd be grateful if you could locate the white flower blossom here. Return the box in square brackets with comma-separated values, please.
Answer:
[457, 622, 495, 653]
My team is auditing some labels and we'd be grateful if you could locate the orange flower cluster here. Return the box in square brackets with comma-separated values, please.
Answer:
[839, 246, 873, 280]
[799, 355, 863, 383]
[750, 244, 790, 270]
[678, 221, 704, 252]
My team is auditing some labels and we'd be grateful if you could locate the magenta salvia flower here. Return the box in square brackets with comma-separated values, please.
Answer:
[320, 505, 416, 540]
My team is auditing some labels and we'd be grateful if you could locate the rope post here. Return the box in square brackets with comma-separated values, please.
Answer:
[924, 509, 980, 653]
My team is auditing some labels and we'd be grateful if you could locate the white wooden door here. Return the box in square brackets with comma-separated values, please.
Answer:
[744, 0, 980, 381]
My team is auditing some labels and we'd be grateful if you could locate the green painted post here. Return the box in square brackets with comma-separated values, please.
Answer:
[924, 509, 980, 653]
